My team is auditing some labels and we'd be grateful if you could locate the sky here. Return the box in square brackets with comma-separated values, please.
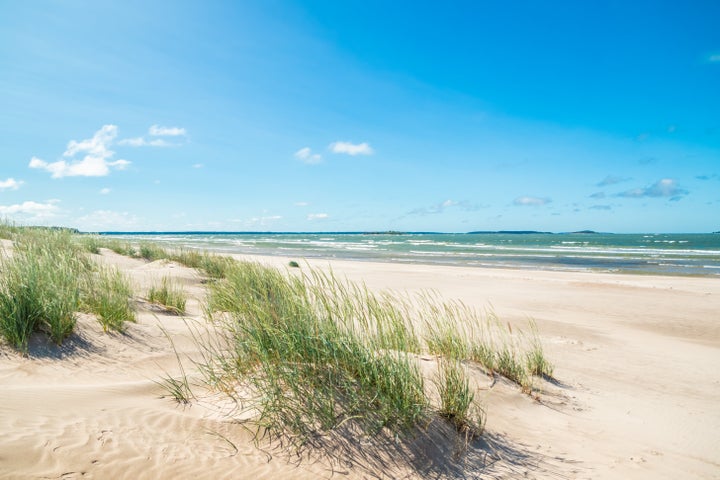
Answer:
[1, 0, 719, 233]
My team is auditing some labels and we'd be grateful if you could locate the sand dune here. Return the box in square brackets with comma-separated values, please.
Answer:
[1, 250, 718, 479]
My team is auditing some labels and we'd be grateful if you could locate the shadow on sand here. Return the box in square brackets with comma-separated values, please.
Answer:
[251, 414, 575, 479]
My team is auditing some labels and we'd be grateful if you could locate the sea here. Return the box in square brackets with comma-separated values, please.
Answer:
[102, 232, 720, 278]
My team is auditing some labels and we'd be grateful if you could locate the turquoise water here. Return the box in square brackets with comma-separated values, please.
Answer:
[105, 232, 720, 277]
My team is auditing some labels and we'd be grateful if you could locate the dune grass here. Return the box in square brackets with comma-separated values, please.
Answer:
[0, 227, 138, 350]
[203, 262, 427, 440]
[137, 241, 168, 261]
[435, 359, 485, 439]
[188, 260, 552, 452]
[0, 229, 84, 349]
[81, 266, 136, 332]
[169, 249, 234, 279]
[147, 276, 187, 314]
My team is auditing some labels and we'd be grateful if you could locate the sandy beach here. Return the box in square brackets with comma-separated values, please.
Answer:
[1, 248, 719, 479]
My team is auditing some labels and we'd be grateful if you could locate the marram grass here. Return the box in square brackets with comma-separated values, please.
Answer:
[0, 229, 82, 349]
[81, 266, 136, 332]
[185, 260, 552, 451]
[147, 276, 187, 315]
[0, 226, 138, 350]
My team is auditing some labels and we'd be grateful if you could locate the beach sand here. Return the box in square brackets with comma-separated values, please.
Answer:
[1, 249, 718, 479]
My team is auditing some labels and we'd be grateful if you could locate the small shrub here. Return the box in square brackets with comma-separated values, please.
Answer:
[288, 260, 300, 268]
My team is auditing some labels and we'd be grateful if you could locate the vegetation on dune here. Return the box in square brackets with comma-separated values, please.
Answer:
[187, 260, 551, 450]
[0, 226, 137, 351]
[81, 266, 136, 332]
[137, 241, 168, 261]
[168, 249, 234, 279]
[0, 229, 84, 349]
[147, 276, 187, 315]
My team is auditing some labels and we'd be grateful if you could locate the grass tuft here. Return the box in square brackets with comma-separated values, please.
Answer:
[435, 359, 484, 439]
[147, 276, 187, 314]
[169, 249, 235, 279]
[187, 261, 554, 453]
[81, 266, 136, 332]
[137, 241, 168, 261]
[0, 228, 83, 349]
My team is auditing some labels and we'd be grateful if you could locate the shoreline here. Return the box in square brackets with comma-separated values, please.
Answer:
[102, 231, 720, 279]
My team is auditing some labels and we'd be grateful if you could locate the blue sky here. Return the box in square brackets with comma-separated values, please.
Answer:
[1, 0, 718, 233]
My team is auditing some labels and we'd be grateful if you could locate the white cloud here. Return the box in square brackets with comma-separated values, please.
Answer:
[618, 178, 687, 199]
[117, 137, 170, 147]
[0, 200, 60, 220]
[117, 124, 186, 147]
[407, 199, 479, 216]
[294, 147, 322, 164]
[192, 163, 204, 168]
[307, 213, 328, 220]
[99, 188, 111, 195]
[597, 175, 630, 187]
[0, 178, 23, 190]
[231, 215, 283, 228]
[149, 125, 186, 136]
[513, 196, 551, 206]
[329, 141, 374, 156]
[76, 210, 139, 230]
[294, 201, 309, 207]
[28, 125, 131, 178]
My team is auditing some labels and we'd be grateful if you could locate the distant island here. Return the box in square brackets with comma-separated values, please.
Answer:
[467, 230, 602, 235]
[467, 230, 553, 235]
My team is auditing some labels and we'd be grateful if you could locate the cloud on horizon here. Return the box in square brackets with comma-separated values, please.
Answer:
[407, 199, 480, 216]
[618, 178, 688, 200]
[329, 141, 374, 156]
[233, 215, 283, 228]
[29, 125, 130, 178]
[76, 209, 139, 230]
[307, 213, 328, 220]
[0, 200, 60, 221]
[513, 196, 551, 206]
